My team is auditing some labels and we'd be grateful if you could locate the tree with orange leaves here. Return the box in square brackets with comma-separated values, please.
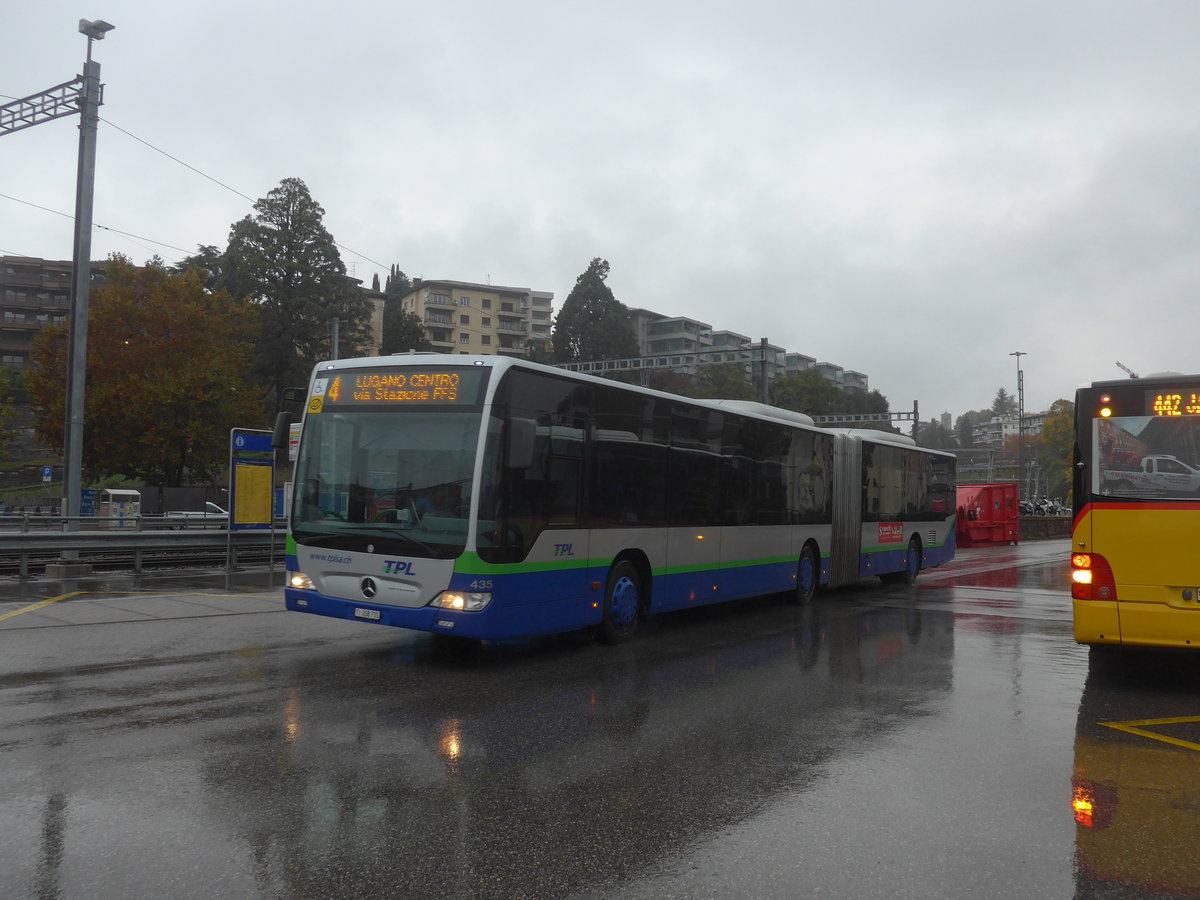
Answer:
[28, 255, 265, 487]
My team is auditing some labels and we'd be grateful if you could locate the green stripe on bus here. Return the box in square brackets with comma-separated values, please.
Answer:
[861, 538, 950, 554]
[652, 554, 797, 577]
[453, 552, 601, 576]
[454, 552, 805, 578]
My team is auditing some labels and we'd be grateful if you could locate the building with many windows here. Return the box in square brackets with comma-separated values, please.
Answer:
[604, 306, 868, 394]
[393, 279, 553, 357]
[971, 413, 1047, 448]
[1, 256, 106, 372]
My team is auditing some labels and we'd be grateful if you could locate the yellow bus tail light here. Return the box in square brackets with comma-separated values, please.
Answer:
[1072, 553, 1118, 602]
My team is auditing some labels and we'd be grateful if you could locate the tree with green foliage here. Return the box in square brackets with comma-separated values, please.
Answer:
[523, 342, 555, 365]
[172, 243, 225, 289]
[644, 370, 693, 395]
[381, 306, 433, 354]
[217, 178, 373, 407]
[768, 369, 883, 420]
[955, 409, 992, 447]
[681, 364, 757, 401]
[0, 369, 17, 458]
[383, 264, 412, 300]
[552, 258, 638, 363]
[28, 255, 264, 487]
[378, 264, 429, 354]
[1039, 398, 1074, 499]
[992, 387, 1017, 417]
[915, 419, 957, 449]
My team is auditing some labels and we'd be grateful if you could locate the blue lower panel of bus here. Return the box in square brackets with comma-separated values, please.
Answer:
[650, 559, 800, 611]
[859, 540, 954, 578]
[285, 565, 605, 641]
[284, 556, 804, 640]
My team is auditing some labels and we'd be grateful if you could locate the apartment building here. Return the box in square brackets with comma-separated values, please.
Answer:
[971, 413, 1047, 448]
[1, 256, 107, 372]
[394, 279, 553, 357]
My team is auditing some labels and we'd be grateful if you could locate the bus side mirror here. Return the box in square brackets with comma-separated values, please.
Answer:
[272, 411, 295, 451]
[507, 417, 536, 469]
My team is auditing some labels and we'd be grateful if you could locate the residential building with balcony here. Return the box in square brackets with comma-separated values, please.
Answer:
[590, 305, 866, 394]
[843, 370, 869, 393]
[711, 329, 752, 352]
[814, 362, 844, 387]
[528, 290, 553, 352]
[627, 308, 714, 356]
[394, 279, 553, 357]
[784, 352, 816, 376]
[1, 256, 107, 373]
[971, 413, 1047, 448]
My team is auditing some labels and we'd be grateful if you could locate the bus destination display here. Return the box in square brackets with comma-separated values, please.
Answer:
[318, 368, 486, 408]
[1147, 389, 1200, 417]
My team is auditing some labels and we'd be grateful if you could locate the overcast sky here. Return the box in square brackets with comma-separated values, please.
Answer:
[3, 1, 1198, 420]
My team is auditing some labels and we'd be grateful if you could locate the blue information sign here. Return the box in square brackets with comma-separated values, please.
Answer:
[228, 428, 275, 531]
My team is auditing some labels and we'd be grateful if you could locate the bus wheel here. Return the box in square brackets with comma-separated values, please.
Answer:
[900, 537, 922, 584]
[601, 560, 641, 644]
[883, 537, 922, 585]
[792, 545, 819, 604]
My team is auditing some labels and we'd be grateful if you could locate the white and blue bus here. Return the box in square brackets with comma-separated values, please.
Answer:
[281, 355, 956, 642]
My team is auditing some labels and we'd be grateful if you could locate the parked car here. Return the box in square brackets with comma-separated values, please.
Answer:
[165, 501, 228, 528]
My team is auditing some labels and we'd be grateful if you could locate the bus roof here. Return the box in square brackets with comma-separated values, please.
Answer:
[311, 354, 948, 453]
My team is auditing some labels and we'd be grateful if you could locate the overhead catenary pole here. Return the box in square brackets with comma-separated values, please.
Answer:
[0, 24, 113, 560]
[54, 21, 114, 571]
[1010, 351, 1026, 500]
[61, 56, 100, 534]
[759, 338, 769, 404]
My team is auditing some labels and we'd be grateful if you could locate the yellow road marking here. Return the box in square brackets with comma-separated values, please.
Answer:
[1101, 716, 1200, 752]
[0, 591, 85, 622]
[0, 590, 280, 623]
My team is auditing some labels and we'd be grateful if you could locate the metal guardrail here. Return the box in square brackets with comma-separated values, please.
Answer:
[0, 517, 286, 578]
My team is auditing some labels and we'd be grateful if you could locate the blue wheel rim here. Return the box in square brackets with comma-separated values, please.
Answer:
[799, 554, 815, 596]
[610, 575, 638, 630]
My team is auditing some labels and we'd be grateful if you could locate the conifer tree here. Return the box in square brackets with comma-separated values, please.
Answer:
[552, 258, 638, 363]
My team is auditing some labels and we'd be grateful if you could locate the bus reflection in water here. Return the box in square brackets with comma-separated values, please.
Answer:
[202, 601, 954, 898]
[1072, 651, 1200, 895]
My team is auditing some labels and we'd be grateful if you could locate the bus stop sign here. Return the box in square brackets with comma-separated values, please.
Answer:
[228, 429, 274, 531]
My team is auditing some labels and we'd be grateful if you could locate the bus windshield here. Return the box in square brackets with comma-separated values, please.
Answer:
[1094, 414, 1200, 499]
[292, 409, 482, 559]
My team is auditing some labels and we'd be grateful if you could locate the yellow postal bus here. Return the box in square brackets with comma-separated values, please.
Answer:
[1071, 374, 1200, 648]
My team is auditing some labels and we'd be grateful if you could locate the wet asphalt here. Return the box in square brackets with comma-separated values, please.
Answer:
[1, 541, 1197, 899]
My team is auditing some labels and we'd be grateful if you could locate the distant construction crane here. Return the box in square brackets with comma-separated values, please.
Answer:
[1115, 360, 1139, 379]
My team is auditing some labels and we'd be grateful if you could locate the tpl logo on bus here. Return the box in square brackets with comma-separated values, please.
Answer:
[554, 543, 575, 557]
[383, 560, 416, 576]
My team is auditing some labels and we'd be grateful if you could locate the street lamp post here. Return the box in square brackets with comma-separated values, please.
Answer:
[1011, 351, 1026, 500]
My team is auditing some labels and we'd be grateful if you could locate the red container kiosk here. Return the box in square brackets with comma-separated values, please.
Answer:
[956, 482, 1020, 547]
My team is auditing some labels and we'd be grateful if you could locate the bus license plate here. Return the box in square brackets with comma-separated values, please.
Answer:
[354, 608, 381, 621]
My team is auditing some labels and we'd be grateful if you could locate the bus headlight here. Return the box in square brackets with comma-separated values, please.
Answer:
[288, 570, 314, 591]
[429, 591, 492, 611]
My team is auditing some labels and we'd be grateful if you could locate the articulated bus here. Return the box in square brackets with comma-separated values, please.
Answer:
[1071, 374, 1200, 648]
[281, 355, 956, 642]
